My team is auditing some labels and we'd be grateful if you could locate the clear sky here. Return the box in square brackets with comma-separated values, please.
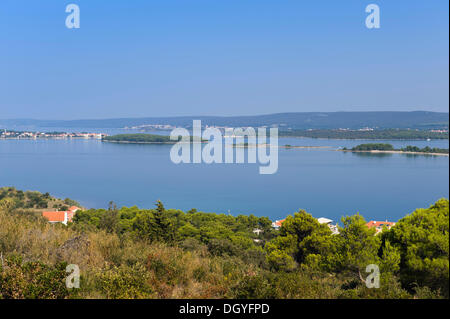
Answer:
[0, 0, 448, 119]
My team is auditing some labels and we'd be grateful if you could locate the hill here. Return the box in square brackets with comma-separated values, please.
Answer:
[0, 188, 448, 299]
[1, 111, 448, 130]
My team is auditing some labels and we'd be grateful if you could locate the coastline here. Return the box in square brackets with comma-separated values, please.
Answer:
[338, 149, 449, 156]
[102, 140, 208, 144]
[230, 144, 332, 149]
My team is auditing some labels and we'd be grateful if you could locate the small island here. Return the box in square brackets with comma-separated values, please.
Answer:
[102, 134, 207, 144]
[230, 143, 331, 149]
[340, 143, 449, 156]
[279, 129, 449, 140]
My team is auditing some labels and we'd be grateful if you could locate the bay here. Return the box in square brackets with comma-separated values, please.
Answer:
[0, 132, 448, 222]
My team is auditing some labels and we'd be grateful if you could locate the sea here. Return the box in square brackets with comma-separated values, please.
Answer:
[0, 126, 448, 223]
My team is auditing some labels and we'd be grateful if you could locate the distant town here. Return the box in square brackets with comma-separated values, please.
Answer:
[0, 129, 108, 140]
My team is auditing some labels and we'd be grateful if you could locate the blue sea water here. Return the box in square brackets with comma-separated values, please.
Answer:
[0, 131, 448, 223]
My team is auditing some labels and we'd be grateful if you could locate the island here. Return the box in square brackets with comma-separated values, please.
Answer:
[230, 142, 331, 149]
[340, 143, 449, 156]
[102, 133, 207, 144]
[279, 129, 448, 140]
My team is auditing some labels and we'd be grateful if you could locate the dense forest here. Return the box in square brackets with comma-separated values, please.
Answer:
[0, 187, 448, 299]
[279, 129, 448, 140]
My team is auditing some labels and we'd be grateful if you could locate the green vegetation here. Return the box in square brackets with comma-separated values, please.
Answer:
[103, 134, 175, 143]
[0, 187, 80, 211]
[351, 143, 395, 151]
[347, 143, 449, 154]
[280, 129, 448, 140]
[382, 199, 449, 296]
[400, 145, 449, 154]
[0, 188, 448, 299]
[103, 134, 206, 144]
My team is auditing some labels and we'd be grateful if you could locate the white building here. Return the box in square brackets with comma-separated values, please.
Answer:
[317, 217, 339, 235]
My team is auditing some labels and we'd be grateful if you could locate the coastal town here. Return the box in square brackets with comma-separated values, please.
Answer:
[0, 129, 108, 140]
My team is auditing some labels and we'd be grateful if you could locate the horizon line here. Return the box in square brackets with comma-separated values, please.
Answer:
[1, 110, 449, 122]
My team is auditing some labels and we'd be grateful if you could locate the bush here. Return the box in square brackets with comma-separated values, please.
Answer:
[95, 263, 153, 299]
[0, 255, 71, 299]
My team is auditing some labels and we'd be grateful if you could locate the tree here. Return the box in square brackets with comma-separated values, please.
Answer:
[99, 201, 119, 233]
[265, 210, 332, 271]
[153, 200, 177, 243]
[324, 214, 380, 282]
[382, 199, 449, 297]
[132, 201, 178, 243]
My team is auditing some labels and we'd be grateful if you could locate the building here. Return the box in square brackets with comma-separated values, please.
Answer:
[317, 217, 339, 235]
[271, 219, 286, 229]
[366, 220, 396, 234]
[272, 216, 339, 234]
[252, 228, 264, 235]
[42, 206, 80, 225]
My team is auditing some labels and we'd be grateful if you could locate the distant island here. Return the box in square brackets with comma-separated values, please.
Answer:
[102, 134, 207, 144]
[341, 143, 449, 156]
[279, 129, 448, 140]
[231, 142, 331, 149]
[1, 111, 448, 130]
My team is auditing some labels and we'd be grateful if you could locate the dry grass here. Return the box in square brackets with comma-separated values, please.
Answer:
[0, 207, 248, 298]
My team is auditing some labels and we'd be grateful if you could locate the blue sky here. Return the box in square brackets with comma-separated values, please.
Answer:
[0, 0, 448, 119]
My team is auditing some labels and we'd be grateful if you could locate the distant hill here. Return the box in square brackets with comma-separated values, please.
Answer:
[0, 111, 448, 130]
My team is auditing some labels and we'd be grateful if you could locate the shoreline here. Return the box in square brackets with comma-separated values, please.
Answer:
[278, 136, 449, 141]
[338, 149, 449, 156]
[230, 144, 332, 149]
[102, 140, 208, 144]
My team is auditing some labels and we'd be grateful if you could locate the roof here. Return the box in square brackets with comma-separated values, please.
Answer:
[42, 211, 68, 222]
[318, 217, 333, 224]
[273, 219, 286, 227]
[366, 221, 396, 228]
[68, 206, 80, 212]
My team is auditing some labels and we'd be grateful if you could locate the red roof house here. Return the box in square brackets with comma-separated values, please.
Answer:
[42, 206, 80, 225]
[366, 220, 396, 234]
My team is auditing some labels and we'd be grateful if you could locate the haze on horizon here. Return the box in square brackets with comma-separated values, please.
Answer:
[1, 1, 448, 120]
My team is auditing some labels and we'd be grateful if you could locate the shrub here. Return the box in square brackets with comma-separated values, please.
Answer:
[0, 255, 71, 299]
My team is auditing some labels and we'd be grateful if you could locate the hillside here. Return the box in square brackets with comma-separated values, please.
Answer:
[1, 111, 448, 130]
[0, 188, 448, 299]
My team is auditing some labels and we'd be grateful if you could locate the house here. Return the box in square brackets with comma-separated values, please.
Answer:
[271, 216, 339, 235]
[68, 206, 80, 213]
[271, 219, 286, 229]
[317, 217, 339, 235]
[42, 206, 80, 225]
[252, 228, 264, 235]
[366, 220, 396, 234]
